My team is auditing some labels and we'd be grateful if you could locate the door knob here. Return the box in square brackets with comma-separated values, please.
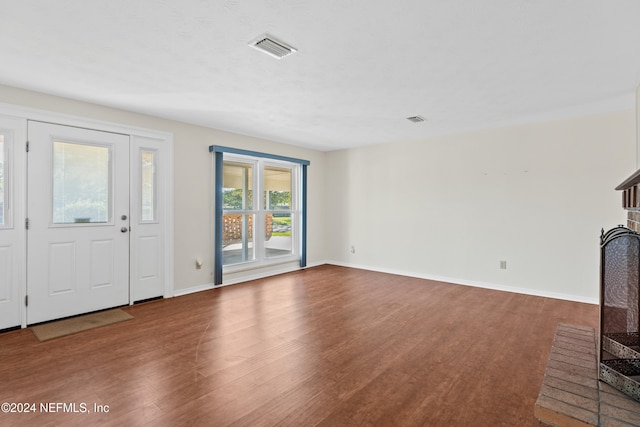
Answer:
[121, 227, 128, 233]
[121, 215, 128, 220]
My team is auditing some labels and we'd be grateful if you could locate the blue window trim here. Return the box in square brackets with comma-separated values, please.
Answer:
[210, 145, 310, 285]
[301, 164, 307, 268]
[209, 145, 310, 166]
[214, 151, 224, 286]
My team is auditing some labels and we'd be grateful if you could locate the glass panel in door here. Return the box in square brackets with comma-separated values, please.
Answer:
[52, 141, 111, 224]
[141, 150, 156, 222]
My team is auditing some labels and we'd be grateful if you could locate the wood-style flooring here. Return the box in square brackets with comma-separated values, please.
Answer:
[0, 265, 598, 426]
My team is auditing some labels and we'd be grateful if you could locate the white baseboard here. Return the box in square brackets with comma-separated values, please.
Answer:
[325, 260, 599, 305]
[173, 260, 597, 305]
[222, 260, 327, 286]
[172, 260, 328, 297]
[173, 282, 216, 297]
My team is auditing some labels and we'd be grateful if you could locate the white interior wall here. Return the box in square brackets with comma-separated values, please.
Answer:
[326, 110, 636, 302]
[0, 84, 326, 293]
[1, 82, 635, 303]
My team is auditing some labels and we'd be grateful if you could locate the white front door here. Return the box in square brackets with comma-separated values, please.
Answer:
[27, 121, 130, 324]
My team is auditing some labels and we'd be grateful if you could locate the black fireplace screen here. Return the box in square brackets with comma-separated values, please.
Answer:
[600, 225, 640, 401]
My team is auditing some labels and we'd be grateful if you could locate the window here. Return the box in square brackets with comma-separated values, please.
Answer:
[221, 156, 298, 266]
[211, 146, 309, 285]
[52, 141, 111, 224]
[140, 149, 157, 222]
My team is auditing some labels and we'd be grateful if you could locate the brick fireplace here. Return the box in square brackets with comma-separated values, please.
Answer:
[534, 170, 640, 426]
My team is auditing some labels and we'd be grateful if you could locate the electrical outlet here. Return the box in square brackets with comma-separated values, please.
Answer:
[500, 260, 507, 270]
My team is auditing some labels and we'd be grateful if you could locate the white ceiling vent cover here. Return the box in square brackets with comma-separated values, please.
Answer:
[406, 116, 425, 123]
[250, 34, 297, 59]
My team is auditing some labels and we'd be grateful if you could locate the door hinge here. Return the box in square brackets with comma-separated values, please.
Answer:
[26, 140, 29, 152]
[25, 218, 29, 230]
[25, 295, 28, 306]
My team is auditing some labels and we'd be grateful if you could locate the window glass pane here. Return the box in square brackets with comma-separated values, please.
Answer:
[265, 213, 292, 258]
[52, 141, 110, 224]
[0, 135, 5, 226]
[141, 150, 156, 222]
[223, 161, 253, 210]
[264, 166, 291, 210]
[222, 213, 254, 265]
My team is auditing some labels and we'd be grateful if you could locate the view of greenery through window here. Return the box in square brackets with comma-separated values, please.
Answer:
[264, 166, 292, 238]
[222, 188, 252, 210]
[267, 190, 291, 237]
[264, 190, 290, 210]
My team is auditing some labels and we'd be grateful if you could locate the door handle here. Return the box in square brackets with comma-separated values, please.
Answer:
[121, 227, 128, 233]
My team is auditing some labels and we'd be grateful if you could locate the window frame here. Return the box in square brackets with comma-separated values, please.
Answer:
[211, 145, 309, 285]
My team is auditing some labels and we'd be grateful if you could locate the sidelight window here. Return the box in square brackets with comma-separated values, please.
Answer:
[140, 149, 157, 222]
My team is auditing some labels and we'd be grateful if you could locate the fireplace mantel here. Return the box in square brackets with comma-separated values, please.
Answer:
[616, 169, 640, 191]
[615, 170, 640, 215]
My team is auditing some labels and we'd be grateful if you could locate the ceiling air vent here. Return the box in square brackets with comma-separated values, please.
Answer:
[406, 116, 425, 123]
[249, 34, 297, 59]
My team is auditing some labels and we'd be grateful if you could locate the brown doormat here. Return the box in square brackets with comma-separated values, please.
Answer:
[31, 309, 133, 341]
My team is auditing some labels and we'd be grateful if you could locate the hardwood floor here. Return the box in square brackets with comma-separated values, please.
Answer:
[0, 265, 598, 426]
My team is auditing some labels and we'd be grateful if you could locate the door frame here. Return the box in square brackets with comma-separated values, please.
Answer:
[0, 102, 174, 328]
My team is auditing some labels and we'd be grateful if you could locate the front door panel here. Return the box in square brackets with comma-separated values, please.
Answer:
[27, 121, 130, 324]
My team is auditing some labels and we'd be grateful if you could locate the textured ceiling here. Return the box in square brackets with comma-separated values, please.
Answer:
[0, 0, 639, 151]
